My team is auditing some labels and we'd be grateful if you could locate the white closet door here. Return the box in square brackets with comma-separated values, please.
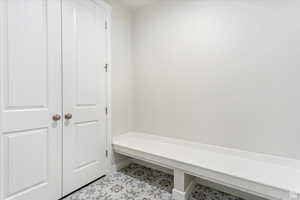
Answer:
[62, 0, 107, 195]
[0, 0, 62, 200]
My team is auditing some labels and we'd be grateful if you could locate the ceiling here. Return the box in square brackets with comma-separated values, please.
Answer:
[121, 0, 158, 9]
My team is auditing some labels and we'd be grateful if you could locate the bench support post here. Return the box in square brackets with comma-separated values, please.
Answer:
[172, 169, 194, 200]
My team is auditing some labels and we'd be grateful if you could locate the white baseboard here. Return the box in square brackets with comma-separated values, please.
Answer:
[184, 179, 196, 199]
[172, 179, 196, 200]
[195, 178, 266, 200]
[111, 157, 173, 175]
[110, 158, 132, 173]
[172, 188, 186, 200]
[130, 158, 173, 175]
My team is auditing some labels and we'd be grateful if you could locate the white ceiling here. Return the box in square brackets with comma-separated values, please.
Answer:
[121, 0, 158, 9]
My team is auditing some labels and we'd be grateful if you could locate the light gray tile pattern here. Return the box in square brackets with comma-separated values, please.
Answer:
[63, 163, 243, 200]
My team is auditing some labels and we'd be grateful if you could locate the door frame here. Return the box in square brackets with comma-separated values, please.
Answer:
[92, 0, 112, 176]
[0, 1, 4, 199]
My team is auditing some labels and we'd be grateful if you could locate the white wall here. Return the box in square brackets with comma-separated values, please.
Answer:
[105, 0, 134, 136]
[104, 0, 134, 163]
[134, 0, 300, 159]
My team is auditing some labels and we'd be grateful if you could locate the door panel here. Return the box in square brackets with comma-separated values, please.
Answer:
[0, 0, 62, 200]
[6, 129, 48, 195]
[4, 0, 48, 109]
[62, 0, 107, 195]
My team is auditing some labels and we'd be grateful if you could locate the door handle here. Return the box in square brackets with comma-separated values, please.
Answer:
[52, 114, 61, 121]
[65, 113, 73, 120]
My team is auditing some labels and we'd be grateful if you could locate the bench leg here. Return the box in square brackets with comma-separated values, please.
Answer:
[172, 169, 194, 200]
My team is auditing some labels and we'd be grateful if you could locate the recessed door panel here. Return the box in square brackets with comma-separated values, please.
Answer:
[75, 121, 99, 169]
[4, 0, 48, 109]
[62, 0, 107, 195]
[0, 0, 62, 200]
[5, 129, 48, 196]
[76, 8, 98, 107]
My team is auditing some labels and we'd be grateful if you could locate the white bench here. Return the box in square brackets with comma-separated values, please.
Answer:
[113, 132, 300, 200]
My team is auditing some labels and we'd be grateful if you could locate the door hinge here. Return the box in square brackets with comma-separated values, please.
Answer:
[105, 150, 108, 157]
[105, 21, 108, 30]
[105, 107, 108, 115]
[104, 63, 108, 72]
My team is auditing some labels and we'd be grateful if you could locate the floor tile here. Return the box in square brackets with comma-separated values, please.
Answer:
[63, 163, 244, 200]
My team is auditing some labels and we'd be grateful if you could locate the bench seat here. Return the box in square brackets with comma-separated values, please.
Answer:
[113, 132, 300, 200]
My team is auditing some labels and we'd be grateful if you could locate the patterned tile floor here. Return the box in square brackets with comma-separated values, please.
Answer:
[63, 163, 244, 200]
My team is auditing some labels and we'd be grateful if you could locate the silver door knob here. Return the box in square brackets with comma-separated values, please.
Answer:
[52, 114, 61, 121]
[65, 113, 73, 120]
